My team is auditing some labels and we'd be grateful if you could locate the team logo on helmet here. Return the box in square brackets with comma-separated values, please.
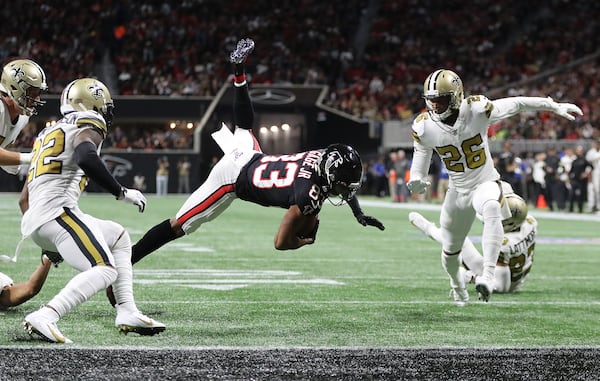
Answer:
[88, 83, 105, 100]
[10, 66, 25, 82]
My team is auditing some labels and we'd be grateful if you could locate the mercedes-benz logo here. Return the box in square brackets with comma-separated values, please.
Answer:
[248, 88, 296, 105]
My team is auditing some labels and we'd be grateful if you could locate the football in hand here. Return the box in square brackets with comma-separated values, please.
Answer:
[298, 215, 319, 239]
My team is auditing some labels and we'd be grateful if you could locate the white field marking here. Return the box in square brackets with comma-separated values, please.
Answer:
[309, 275, 600, 280]
[360, 199, 600, 222]
[85, 299, 600, 306]
[132, 269, 343, 290]
[134, 269, 301, 276]
[135, 278, 344, 285]
[187, 285, 248, 290]
[164, 242, 215, 252]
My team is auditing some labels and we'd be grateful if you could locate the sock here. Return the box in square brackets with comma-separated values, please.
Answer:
[110, 230, 137, 312]
[459, 238, 484, 276]
[233, 63, 245, 77]
[131, 219, 179, 264]
[233, 82, 254, 129]
[233, 74, 246, 86]
[481, 201, 503, 280]
[47, 265, 117, 317]
[441, 251, 463, 289]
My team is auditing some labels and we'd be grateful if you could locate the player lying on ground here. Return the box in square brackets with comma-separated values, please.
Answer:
[409, 185, 536, 294]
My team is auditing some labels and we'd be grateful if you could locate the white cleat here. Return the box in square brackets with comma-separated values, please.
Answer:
[229, 38, 255, 64]
[408, 212, 436, 241]
[475, 277, 494, 302]
[450, 287, 469, 307]
[23, 310, 72, 344]
[115, 310, 166, 336]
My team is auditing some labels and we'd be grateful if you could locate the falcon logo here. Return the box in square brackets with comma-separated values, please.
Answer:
[325, 151, 344, 173]
[101, 155, 132, 177]
[88, 83, 105, 99]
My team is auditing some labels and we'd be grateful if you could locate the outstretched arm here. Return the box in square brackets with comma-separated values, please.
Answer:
[347, 197, 385, 230]
[0, 256, 52, 308]
[490, 96, 582, 123]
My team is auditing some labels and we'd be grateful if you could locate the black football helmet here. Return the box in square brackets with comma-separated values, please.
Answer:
[318, 143, 363, 204]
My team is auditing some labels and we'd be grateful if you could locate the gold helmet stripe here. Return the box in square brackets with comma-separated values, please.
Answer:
[427, 69, 444, 93]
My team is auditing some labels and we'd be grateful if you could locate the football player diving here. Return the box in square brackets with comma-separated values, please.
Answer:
[407, 68, 581, 306]
[409, 182, 537, 294]
[19, 78, 164, 343]
[129, 38, 385, 267]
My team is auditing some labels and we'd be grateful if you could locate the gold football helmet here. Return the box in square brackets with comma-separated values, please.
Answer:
[423, 69, 463, 121]
[502, 193, 528, 233]
[60, 78, 114, 127]
[0, 59, 47, 116]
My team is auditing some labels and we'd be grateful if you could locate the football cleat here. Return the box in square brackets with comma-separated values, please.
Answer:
[450, 287, 469, 307]
[115, 310, 166, 336]
[229, 38, 255, 64]
[23, 310, 72, 344]
[475, 277, 494, 302]
[408, 212, 436, 241]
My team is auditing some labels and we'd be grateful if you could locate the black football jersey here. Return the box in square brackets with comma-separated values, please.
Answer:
[235, 150, 326, 216]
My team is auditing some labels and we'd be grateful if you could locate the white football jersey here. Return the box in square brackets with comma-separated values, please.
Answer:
[411, 95, 500, 191]
[411, 95, 558, 192]
[21, 110, 107, 236]
[0, 101, 29, 148]
[498, 214, 537, 292]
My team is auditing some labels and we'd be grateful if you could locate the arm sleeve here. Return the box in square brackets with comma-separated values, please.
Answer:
[74, 141, 122, 197]
[347, 196, 363, 217]
[409, 143, 433, 182]
[489, 97, 556, 123]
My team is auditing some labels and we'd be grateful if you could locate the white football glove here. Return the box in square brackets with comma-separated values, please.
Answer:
[118, 187, 147, 213]
[407, 179, 430, 194]
[550, 97, 583, 121]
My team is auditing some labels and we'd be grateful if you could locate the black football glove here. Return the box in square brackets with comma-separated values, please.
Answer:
[42, 250, 63, 267]
[355, 213, 385, 231]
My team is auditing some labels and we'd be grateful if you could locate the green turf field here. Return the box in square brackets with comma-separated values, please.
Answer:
[1, 192, 599, 348]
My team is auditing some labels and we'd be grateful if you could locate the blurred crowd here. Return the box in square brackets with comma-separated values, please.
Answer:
[362, 140, 600, 214]
[1, 1, 599, 154]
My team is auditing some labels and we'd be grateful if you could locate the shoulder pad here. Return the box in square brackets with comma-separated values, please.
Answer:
[525, 214, 538, 228]
[411, 112, 428, 142]
[465, 95, 493, 118]
[73, 110, 108, 139]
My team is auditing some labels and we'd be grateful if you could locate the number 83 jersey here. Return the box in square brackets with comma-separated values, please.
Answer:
[22, 110, 106, 236]
[235, 150, 326, 216]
